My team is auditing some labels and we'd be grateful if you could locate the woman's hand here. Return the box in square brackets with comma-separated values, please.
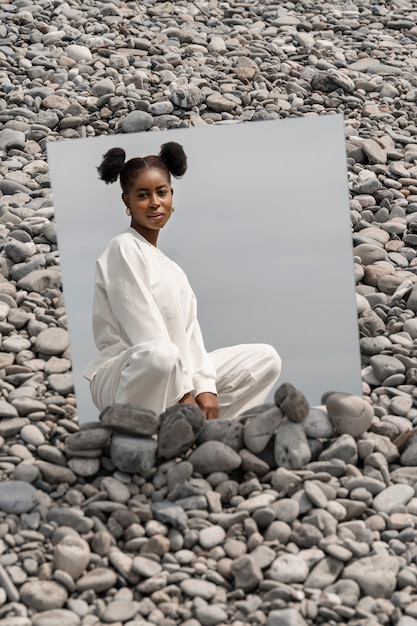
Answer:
[195, 392, 219, 420]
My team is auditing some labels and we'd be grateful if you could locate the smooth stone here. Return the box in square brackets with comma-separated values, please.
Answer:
[36, 461, 77, 485]
[20, 581, 68, 611]
[132, 556, 162, 578]
[343, 554, 401, 598]
[76, 568, 117, 593]
[195, 605, 228, 626]
[0, 403, 19, 419]
[401, 434, 417, 466]
[274, 421, 311, 469]
[319, 434, 358, 465]
[101, 600, 139, 623]
[100, 404, 159, 437]
[31, 609, 80, 626]
[68, 457, 100, 478]
[67, 427, 111, 451]
[91, 79, 115, 97]
[304, 480, 328, 508]
[197, 418, 243, 452]
[230, 555, 263, 592]
[53, 535, 90, 580]
[180, 579, 217, 600]
[171, 85, 205, 108]
[270, 554, 309, 583]
[274, 383, 309, 422]
[370, 355, 406, 381]
[34, 328, 69, 355]
[303, 407, 334, 439]
[158, 404, 205, 459]
[266, 609, 308, 626]
[373, 484, 414, 514]
[48, 373, 74, 395]
[0, 481, 38, 513]
[111, 434, 157, 474]
[325, 393, 374, 437]
[304, 556, 344, 589]
[121, 111, 153, 133]
[20, 424, 45, 446]
[17, 269, 62, 293]
[353, 243, 386, 265]
[239, 449, 270, 475]
[65, 45, 93, 62]
[0, 128, 26, 152]
[243, 406, 282, 453]
[360, 336, 392, 355]
[101, 477, 131, 503]
[199, 525, 226, 549]
[188, 441, 242, 474]
[237, 493, 276, 513]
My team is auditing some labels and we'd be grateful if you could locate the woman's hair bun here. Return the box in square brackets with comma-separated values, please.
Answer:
[97, 147, 126, 184]
[159, 142, 187, 178]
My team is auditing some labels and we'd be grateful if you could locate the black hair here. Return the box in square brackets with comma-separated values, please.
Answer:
[97, 142, 187, 193]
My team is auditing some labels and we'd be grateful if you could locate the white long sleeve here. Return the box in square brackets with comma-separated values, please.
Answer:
[83, 228, 217, 397]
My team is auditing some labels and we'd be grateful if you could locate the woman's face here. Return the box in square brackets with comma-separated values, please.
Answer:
[122, 167, 173, 245]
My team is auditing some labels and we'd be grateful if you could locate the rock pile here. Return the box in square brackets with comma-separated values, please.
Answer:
[2, 0, 417, 623]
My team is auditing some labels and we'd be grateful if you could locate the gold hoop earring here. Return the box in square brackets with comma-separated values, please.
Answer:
[126, 207, 131, 216]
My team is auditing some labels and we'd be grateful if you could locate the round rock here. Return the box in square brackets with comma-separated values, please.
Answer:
[35, 328, 70, 355]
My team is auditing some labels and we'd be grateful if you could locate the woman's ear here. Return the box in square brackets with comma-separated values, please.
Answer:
[122, 192, 129, 208]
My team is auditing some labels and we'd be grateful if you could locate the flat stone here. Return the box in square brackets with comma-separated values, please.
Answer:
[67, 427, 111, 451]
[132, 556, 162, 578]
[0, 481, 38, 514]
[303, 407, 334, 438]
[31, 610, 80, 626]
[266, 608, 308, 626]
[76, 568, 117, 593]
[180, 578, 217, 600]
[100, 404, 159, 437]
[373, 484, 414, 514]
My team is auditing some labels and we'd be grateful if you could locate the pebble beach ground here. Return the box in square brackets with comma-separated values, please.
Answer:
[2, 0, 417, 625]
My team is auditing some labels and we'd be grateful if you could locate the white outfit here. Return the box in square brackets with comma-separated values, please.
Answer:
[83, 228, 281, 418]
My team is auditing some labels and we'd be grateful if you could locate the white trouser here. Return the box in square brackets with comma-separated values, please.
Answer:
[90, 341, 281, 419]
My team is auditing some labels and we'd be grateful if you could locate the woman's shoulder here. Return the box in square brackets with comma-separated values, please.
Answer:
[100, 228, 144, 258]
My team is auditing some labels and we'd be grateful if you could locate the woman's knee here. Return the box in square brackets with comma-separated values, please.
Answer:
[134, 340, 182, 377]
[253, 344, 282, 380]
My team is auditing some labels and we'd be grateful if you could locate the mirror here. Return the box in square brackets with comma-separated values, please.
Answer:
[48, 115, 361, 424]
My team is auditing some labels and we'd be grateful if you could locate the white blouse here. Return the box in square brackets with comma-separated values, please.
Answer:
[83, 227, 217, 397]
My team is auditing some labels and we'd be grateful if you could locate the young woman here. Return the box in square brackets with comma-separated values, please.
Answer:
[83, 142, 281, 419]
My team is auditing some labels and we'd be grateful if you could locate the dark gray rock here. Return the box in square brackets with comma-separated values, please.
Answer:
[157, 404, 205, 459]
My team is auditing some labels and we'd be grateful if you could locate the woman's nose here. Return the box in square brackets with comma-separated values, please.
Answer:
[150, 194, 160, 206]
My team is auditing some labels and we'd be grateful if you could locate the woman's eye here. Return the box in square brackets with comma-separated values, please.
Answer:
[158, 189, 168, 196]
